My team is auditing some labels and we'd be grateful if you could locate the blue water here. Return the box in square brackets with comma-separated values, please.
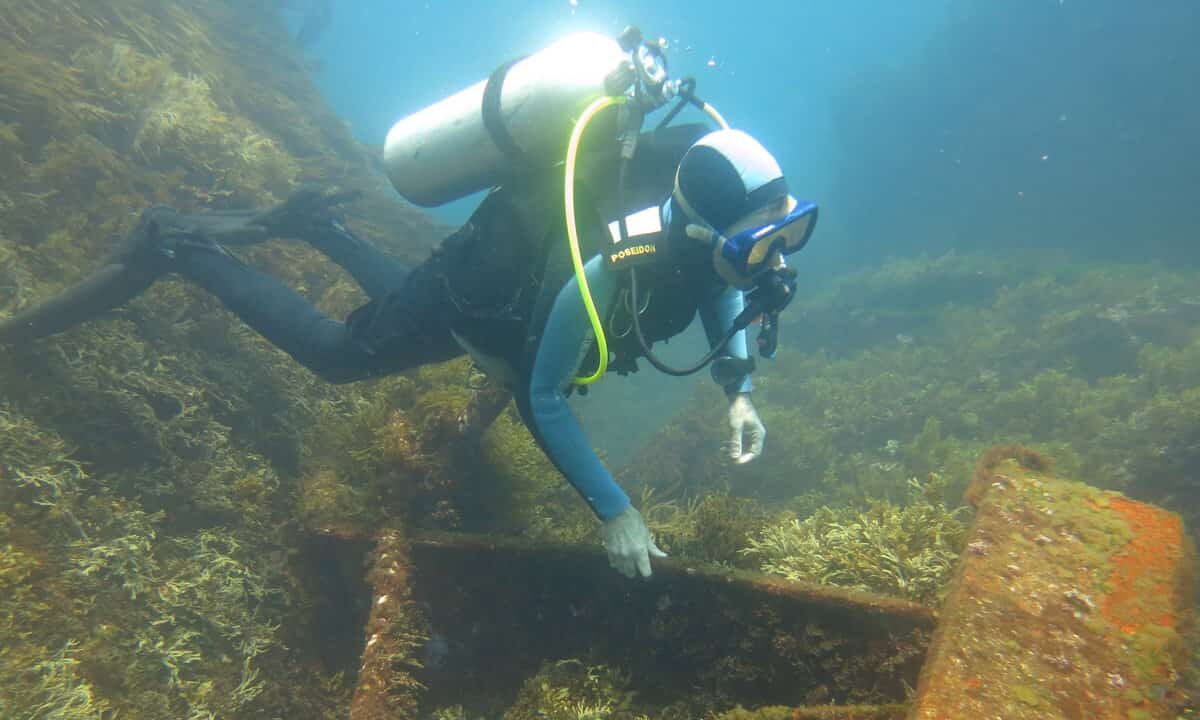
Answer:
[294, 0, 1199, 274]
[298, 1, 946, 261]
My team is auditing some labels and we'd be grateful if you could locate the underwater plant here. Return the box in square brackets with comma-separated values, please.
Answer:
[502, 659, 637, 720]
[742, 478, 968, 604]
[0, 1, 449, 717]
[637, 487, 778, 567]
[0, 0, 1197, 716]
[0, 404, 305, 719]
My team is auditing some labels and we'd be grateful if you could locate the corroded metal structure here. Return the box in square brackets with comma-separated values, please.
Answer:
[336, 449, 1195, 719]
[350, 528, 424, 720]
[909, 451, 1195, 719]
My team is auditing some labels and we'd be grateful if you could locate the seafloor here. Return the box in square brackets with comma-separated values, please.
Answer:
[0, 2, 1197, 719]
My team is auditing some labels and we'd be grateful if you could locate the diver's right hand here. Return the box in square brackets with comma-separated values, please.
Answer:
[601, 505, 667, 579]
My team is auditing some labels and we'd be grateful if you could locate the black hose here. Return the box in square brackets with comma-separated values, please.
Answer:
[628, 266, 740, 376]
[655, 77, 697, 130]
[619, 154, 746, 377]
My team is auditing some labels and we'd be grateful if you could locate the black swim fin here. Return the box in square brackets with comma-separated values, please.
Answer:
[0, 263, 156, 344]
[0, 190, 363, 345]
[0, 207, 197, 345]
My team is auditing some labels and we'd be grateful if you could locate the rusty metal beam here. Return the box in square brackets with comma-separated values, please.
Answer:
[909, 452, 1196, 719]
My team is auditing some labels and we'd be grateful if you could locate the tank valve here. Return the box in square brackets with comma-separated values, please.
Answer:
[617, 25, 643, 52]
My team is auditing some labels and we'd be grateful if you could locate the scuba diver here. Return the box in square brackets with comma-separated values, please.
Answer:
[0, 29, 817, 580]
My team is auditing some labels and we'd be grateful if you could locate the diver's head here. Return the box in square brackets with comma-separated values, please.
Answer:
[672, 129, 817, 289]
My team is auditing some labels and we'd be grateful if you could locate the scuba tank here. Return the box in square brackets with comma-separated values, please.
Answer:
[383, 32, 629, 208]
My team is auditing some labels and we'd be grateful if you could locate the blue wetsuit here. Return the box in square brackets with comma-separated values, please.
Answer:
[527, 241, 752, 520]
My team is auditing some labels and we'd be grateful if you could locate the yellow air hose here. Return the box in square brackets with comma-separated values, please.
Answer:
[564, 94, 728, 385]
[565, 94, 626, 385]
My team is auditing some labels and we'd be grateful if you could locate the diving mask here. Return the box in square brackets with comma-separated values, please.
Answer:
[677, 195, 814, 359]
[682, 195, 818, 289]
[711, 196, 817, 288]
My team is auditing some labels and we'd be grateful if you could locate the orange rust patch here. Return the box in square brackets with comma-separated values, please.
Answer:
[1101, 497, 1184, 633]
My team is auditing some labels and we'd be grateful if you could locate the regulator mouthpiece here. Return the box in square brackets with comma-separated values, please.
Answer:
[730, 266, 796, 360]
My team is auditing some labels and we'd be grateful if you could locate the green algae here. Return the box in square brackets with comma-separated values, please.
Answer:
[714, 704, 908, 720]
[742, 477, 967, 604]
[639, 488, 776, 567]
[0, 1, 444, 717]
[1011, 683, 1049, 708]
[0, 407, 291, 718]
[502, 659, 637, 720]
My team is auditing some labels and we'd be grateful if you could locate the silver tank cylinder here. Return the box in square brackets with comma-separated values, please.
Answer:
[383, 32, 627, 208]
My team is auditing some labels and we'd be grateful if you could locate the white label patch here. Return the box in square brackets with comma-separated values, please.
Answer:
[607, 206, 662, 244]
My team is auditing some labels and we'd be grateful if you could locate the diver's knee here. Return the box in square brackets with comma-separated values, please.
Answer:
[307, 358, 368, 385]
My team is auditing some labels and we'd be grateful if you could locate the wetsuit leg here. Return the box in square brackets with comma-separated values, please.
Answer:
[296, 220, 410, 301]
[177, 244, 461, 383]
[169, 189, 407, 300]
[0, 197, 436, 362]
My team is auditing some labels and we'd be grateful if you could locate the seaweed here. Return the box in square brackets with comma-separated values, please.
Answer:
[0, 406, 284, 718]
[1, 0, 1198, 715]
[501, 659, 638, 720]
[638, 487, 777, 568]
[0, 2, 447, 717]
[743, 478, 968, 605]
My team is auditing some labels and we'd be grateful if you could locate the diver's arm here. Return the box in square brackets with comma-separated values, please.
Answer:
[525, 255, 629, 520]
[525, 255, 666, 578]
[699, 281, 765, 463]
[698, 282, 754, 395]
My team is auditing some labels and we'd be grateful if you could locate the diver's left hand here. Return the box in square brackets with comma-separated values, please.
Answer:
[252, 189, 362, 240]
[727, 393, 765, 464]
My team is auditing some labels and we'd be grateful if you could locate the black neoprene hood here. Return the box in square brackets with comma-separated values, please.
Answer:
[675, 131, 790, 233]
